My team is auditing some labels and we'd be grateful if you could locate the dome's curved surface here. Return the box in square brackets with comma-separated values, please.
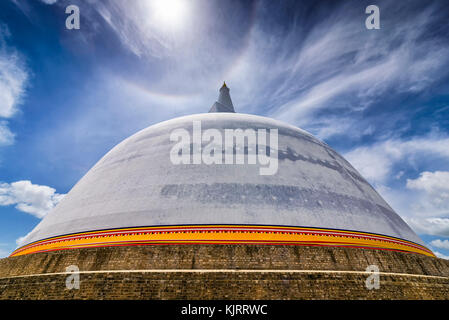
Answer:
[13, 113, 432, 257]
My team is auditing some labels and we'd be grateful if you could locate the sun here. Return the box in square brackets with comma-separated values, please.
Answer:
[150, 0, 190, 30]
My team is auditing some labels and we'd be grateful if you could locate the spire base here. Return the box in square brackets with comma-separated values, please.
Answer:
[209, 82, 235, 113]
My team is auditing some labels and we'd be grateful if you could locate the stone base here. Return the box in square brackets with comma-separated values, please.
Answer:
[1, 245, 448, 299]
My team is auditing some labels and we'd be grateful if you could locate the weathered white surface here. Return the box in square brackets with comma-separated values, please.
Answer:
[21, 113, 424, 246]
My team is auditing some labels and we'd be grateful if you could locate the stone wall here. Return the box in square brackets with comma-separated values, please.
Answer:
[1, 271, 448, 300]
[1, 245, 449, 299]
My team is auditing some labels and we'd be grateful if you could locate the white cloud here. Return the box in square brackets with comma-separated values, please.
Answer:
[269, 2, 449, 133]
[305, 117, 376, 141]
[344, 136, 449, 184]
[90, 0, 234, 89]
[407, 171, 449, 194]
[388, 171, 449, 238]
[366, 170, 449, 238]
[405, 171, 449, 217]
[0, 180, 65, 218]
[408, 218, 449, 237]
[0, 24, 28, 147]
[0, 28, 28, 119]
[46, 1, 449, 137]
[275, 55, 404, 121]
[430, 239, 449, 250]
[345, 145, 395, 184]
[345, 137, 449, 239]
[0, 121, 14, 146]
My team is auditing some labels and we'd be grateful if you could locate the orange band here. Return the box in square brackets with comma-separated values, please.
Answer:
[11, 225, 434, 257]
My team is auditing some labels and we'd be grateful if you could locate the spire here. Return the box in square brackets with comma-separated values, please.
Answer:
[209, 82, 235, 113]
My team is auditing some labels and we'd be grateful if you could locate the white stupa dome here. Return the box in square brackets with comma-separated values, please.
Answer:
[13, 84, 432, 257]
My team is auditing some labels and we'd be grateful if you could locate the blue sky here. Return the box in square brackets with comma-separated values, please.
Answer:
[0, 0, 449, 258]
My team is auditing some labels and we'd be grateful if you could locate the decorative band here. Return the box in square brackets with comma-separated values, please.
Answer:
[10, 225, 434, 257]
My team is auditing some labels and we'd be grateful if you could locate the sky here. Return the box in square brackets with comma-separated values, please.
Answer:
[0, 0, 448, 258]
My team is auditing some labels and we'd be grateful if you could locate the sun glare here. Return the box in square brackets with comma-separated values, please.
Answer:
[151, 0, 189, 30]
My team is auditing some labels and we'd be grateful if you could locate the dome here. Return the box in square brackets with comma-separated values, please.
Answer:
[12, 87, 433, 257]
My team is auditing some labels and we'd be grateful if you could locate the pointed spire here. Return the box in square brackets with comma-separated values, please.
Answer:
[209, 82, 235, 113]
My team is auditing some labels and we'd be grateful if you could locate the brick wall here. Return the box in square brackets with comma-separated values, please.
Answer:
[1, 245, 448, 299]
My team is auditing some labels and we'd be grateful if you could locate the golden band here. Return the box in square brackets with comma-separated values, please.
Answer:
[10, 225, 434, 257]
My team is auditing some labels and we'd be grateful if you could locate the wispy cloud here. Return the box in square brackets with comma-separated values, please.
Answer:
[46, 0, 449, 136]
[0, 121, 14, 146]
[270, 2, 449, 128]
[0, 180, 65, 218]
[396, 171, 449, 238]
[93, 0, 195, 58]
[430, 239, 449, 250]
[84, 0, 254, 94]
[345, 137, 449, 239]
[0, 24, 28, 148]
[406, 171, 449, 217]
[3, 0, 449, 254]
[345, 134, 449, 184]
[377, 179, 449, 238]
[0, 25, 28, 119]
[408, 218, 449, 238]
